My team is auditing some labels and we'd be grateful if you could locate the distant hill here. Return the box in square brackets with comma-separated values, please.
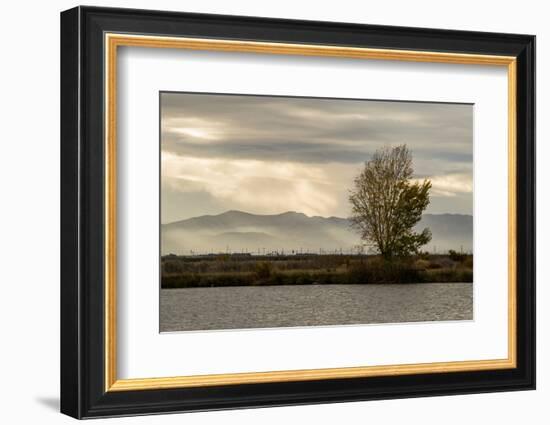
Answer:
[161, 210, 473, 255]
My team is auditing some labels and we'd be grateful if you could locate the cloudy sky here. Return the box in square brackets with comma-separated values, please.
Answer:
[161, 92, 473, 224]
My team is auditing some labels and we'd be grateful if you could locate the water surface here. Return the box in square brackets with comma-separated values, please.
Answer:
[160, 283, 473, 332]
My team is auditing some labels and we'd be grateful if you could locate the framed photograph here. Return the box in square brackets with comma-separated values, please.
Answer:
[60, 6, 535, 419]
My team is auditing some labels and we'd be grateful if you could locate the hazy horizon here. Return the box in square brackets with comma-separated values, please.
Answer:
[161, 209, 473, 255]
[161, 92, 473, 224]
[163, 208, 473, 226]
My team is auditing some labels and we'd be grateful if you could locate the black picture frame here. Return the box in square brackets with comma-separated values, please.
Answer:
[61, 5, 535, 419]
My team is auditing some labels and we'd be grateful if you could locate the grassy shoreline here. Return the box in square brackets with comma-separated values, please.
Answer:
[161, 253, 473, 289]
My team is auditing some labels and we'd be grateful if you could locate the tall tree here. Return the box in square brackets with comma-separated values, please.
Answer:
[349, 144, 432, 260]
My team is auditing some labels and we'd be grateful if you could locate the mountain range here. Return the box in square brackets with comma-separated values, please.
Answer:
[161, 210, 473, 255]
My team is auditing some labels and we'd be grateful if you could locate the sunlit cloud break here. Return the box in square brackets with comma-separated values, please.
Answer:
[414, 173, 473, 197]
[162, 152, 339, 218]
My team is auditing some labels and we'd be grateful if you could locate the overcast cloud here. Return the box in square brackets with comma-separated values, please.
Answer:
[161, 92, 473, 223]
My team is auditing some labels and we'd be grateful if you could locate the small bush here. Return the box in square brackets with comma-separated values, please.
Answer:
[255, 261, 274, 279]
[417, 251, 431, 260]
[438, 258, 455, 269]
[448, 249, 467, 263]
[349, 259, 422, 284]
[426, 261, 442, 269]
[414, 259, 430, 270]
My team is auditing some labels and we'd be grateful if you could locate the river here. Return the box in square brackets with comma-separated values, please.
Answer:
[160, 283, 473, 332]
